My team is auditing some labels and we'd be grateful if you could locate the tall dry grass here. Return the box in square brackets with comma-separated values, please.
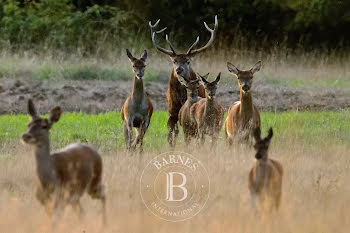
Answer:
[0, 137, 349, 233]
[1, 47, 350, 87]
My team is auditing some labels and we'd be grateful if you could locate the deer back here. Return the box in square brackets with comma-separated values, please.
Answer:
[52, 144, 102, 192]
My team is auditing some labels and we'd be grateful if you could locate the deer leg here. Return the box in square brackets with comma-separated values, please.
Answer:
[71, 199, 84, 220]
[274, 191, 282, 211]
[138, 120, 149, 154]
[52, 189, 66, 222]
[211, 132, 218, 149]
[200, 130, 205, 145]
[227, 136, 234, 147]
[88, 183, 106, 225]
[126, 118, 134, 151]
[132, 126, 146, 154]
[184, 130, 192, 147]
[123, 121, 129, 149]
[167, 115, 178, 148]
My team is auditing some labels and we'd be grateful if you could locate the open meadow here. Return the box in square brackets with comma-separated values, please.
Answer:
[1, 1, 350, 232]
[0, 111, 349, 233]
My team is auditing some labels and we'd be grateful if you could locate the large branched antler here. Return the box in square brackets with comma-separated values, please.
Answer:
[149, 15, 218, 56]
[149, 19, 177, 56]
[187, 15, 218, 56]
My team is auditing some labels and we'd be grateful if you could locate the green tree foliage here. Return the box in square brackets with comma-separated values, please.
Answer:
[0, 0, 349, 54]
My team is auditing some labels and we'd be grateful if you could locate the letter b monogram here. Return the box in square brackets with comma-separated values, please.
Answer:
[165, 172, 188, 201]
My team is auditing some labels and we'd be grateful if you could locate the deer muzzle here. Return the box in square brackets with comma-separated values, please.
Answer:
[176, 67, 184, 75]
[21, 133, 35, 144]
[242, 85, 250, 92]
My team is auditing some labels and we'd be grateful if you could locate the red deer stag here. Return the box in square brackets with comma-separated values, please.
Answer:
[149, 16, 218, 148]
[248, 128, 283, 211]
[178, 77, 204, 146]
[21, 99, 106, 223]
[121, 49, 153, 153]
[225, 61, 262, 145]
[191, 72, 224, 148]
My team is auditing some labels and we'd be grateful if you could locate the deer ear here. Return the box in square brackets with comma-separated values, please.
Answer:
[251, 61, 262, 74]
[49, 106, 61, 125]
[126, 48, 136, 61]
[253, 127, 261, 142]
[177, 76, 189, 87]
[140, 50, 147, 61]
[266, 127, 273, 141]
[28, 99, 37, 119]
[214, 72, 221, 84]
[227, 62, 239, 75]
[197, 73, 209, 84]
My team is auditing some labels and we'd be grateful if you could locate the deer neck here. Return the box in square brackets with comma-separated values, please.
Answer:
[239, 89, 253, 118]
[255, 159, 269, 183]
[34, 137, 57, 190]
[131, 76, 145, 104]
[204, 97, 215, 117]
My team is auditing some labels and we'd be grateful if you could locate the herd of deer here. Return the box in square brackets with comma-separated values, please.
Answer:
[19, 15, 283, 224]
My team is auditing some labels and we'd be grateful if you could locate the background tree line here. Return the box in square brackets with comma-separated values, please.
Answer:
[1, 0, 350, 55]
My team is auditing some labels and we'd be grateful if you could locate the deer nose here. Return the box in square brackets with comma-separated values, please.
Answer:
[255, 153, 262, 159]
[137, 72, 144, 78]
[176, 67, 184, 74]
[242, 85, 250, 92]
[21, 133, 32, 142]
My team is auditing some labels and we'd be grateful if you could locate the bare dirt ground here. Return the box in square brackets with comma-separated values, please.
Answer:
[0, 78, 349, 114]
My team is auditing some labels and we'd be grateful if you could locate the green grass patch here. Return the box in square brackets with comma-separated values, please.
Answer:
[0, 111, 349, 151]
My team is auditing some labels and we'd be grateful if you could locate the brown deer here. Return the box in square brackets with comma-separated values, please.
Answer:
[21, 99, 106, 223]
[121, 49, 153, 153]
[225, 61, 262, 145]
[149, 16, 218, 148]
[178, 77, 204, 146]
[248, 128, 283, 211]
[191, 72, 224, 148]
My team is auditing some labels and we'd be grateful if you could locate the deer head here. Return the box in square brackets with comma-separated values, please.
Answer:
[21, 99, 61, 146]
[178, 77, 203, 100]
[198, 72, 221, 99]
[227, 61, 261, 93]
[126, 49, 147, 79]
[253, 127, 273, 160]
[149, 16, 218, 79]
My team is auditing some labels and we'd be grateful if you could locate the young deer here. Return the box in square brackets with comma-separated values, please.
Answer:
[178, 77, 203, 146]
[225, 61, 262, 145]
[248, 128, 283, 211]
[149, 15, 218, 148]
[121, 49, 153, 153]
[21, 99, 106, 222]
[191, 73, 224, 148]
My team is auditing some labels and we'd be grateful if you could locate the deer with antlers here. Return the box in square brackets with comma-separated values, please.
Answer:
[248, 128, 283, 211]
[191, 72, 224, 148]
[21, 99, 106, 223]
[149, 16, 218, 148]
[178, 77, 203, 146]
[225, 61, 262, 145]
[121, 49, 153, 153]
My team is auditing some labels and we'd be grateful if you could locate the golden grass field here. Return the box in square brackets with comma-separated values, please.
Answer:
[0, 47, 349, 232]
[0, 135, 349, 233]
